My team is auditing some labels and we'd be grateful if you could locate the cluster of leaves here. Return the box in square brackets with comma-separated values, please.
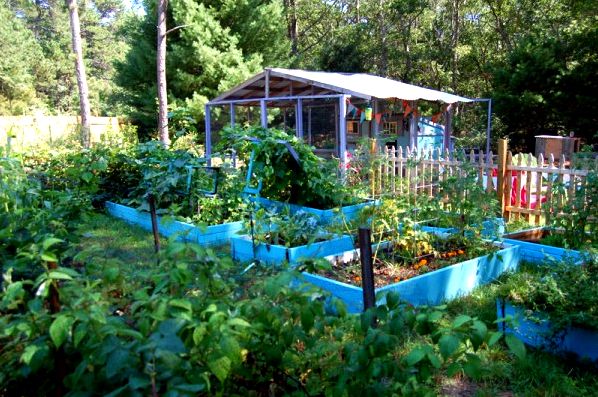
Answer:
[125, 141, 247, 225]
[247, 208, 328, 247]
[437, 158, 501, 238]
[497, 254, 598, 331]
[0, 153, 88, 280]
[545, 171, 598, 250]
[22, 140, 248, 226]
[219, 126, 361, 209]
[2, 144, 530, 395]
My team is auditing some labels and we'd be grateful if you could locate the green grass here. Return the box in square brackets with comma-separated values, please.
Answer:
[70, 212, 160, 267]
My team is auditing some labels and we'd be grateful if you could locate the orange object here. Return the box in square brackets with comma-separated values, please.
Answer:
[354, 276, 361, 282]
[457, 249, 465, 255]
[418, 258, 428, 267]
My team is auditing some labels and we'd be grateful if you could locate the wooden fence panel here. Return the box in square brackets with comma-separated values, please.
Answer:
[368, 139, 593, 226]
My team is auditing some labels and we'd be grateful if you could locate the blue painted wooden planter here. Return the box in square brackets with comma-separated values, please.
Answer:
[230, 234, 355, 265]
[427, 216, 506, 239]
[501, 238, 583, 264]
[301, 243, 520, 313]
[105, 201, 243, 246]
[497, 299, 598, 362]
[249, 197, 375, 224]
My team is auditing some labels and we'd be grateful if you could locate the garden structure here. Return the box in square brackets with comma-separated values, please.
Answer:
[204, 68, 487, 168]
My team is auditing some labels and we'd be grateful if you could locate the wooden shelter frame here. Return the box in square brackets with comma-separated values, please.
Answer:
[205, 68, 477, 167]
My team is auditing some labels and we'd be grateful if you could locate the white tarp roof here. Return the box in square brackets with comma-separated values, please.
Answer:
[270, 68, 472, 103]
[210, 68, 473, 104]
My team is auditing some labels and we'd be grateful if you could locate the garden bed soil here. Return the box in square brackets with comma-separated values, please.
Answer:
[503, 226, 550, 243]
[320, 244, 495, 288]
[302, 242, 520, 312]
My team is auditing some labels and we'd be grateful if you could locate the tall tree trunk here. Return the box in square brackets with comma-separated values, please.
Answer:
[66, 0, 91, 148]
[450, 0, 461, 92]
[284, 0, 298, 56]
[157, 0, 170, 145]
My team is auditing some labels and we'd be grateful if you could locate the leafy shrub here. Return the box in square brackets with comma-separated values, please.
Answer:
[498, 254, 598, 331]
[219, 126, 360, 209]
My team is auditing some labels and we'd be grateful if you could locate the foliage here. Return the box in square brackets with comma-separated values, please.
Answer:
[246, 207, 327, 247]
[0, 239, 521, 395]
[438, 156, 500, 237]
[115, 0, 287, 136]
[3, 0, 130, 115]
[497, 254, 598, 332]
[545, 171, 598, 250]
[219, 126, 360, 209]
[0, 1, 45, 114]
[492, 21, 598, 149]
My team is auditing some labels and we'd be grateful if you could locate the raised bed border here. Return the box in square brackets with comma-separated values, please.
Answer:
[105, 201, 243, 246]
[497, 299, 598, 362]
[249, 197, 376, 224]
[301, 241, 520, 313]
[230, 234, 355, 265]
[501, 238, 583, 264]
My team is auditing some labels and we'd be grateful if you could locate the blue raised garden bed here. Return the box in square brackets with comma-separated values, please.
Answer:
[501, 238, 583, 264]
[230, 234, 355, 265]
[105, 201, 243, 246]
[250, 197, 375, 224]
[497, 299, 598, 362]
[301, 242, 520, 313]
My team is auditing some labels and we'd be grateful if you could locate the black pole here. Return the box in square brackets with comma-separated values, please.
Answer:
[148, 194, 161, 253]
[358, 227, 376, 312]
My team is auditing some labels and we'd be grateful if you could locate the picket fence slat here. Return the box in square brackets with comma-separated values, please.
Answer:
[367, 139, 591, 226]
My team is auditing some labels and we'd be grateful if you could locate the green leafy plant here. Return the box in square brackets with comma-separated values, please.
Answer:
[219, 126, 362, 209]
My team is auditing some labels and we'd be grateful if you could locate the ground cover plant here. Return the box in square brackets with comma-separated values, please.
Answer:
[446, 268, 598, 396]
[496, 254, 598, 333]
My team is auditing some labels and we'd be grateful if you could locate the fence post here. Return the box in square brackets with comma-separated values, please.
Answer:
[497, 139, 508, 220]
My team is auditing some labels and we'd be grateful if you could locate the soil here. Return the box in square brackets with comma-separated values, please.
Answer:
[318, 243, 499, 288]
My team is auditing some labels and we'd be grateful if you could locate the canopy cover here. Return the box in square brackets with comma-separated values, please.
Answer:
[270, 68, 472, 103]
[210, 68, 473, 104]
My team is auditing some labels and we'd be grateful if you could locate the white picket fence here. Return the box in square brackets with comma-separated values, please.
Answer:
[369, 140, 596, 224]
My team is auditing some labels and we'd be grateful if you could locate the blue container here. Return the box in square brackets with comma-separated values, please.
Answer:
[105, 201, 243, 246]
[497, 299, 598, 362]
[230, 234, 355, 265]
[301, 242, 520, 313]
[501, 238, 583, 264]
[249, 197, 376, 224]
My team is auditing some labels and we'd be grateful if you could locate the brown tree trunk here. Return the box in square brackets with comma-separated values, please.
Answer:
[284, 0, 298, 56]
[157, 0, 170, 146]
[450, 0, 461, 91]
[66, 0, 92, 148]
